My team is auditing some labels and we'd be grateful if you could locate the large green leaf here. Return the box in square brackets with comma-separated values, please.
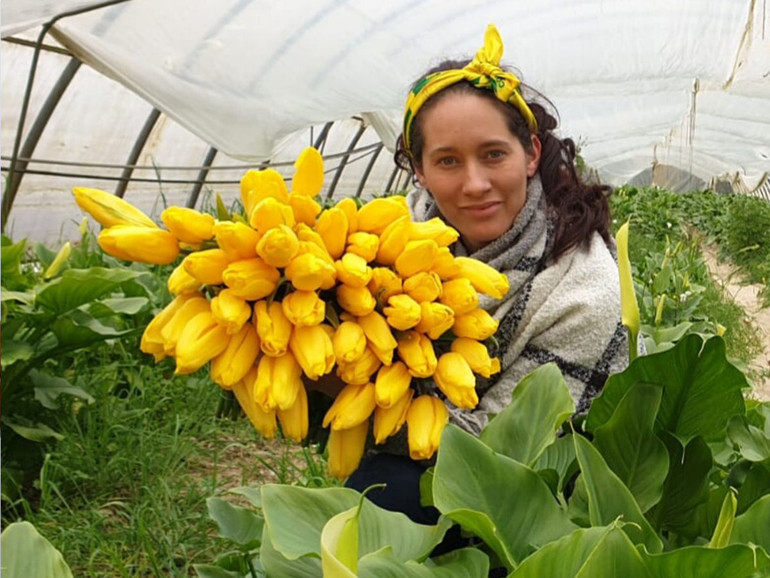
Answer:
[206, 497, 263, 547]
[728, 415, 770, 462]
[433, 425, 578, 569]
[572, 434, 663, 553]
[260, 526, 322, 578]
[645, 544, 770, 578]
[5, 418, 64, 442]
[586, 335, 747, 445]
[87, 296, 149, 317]
[731, 494, 770, 553]
[357, 547, 490, 577]
[736, 462, 770, 514]
[533, 433, 577, 494]
[1, 339, 35, 368]
[480, 363, 575, 466]
[592, 383, 669, 512]
[35, 267, 144, 315]
[0, 521, 73, 578]
[1, 238, 27, 283]
[49, 309, 138, 350]
[30, 369, 94, 409]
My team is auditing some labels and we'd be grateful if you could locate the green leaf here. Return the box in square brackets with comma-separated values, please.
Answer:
[1, 287, 34, 305]
[480, 363, 575, 466]
[645, 544, 770, 578]
[572, 434, 663, 553]
[0, 521, 73, 578]
[1, 339, 35, 368]
[50, 310, 138, 349]
[321, 508, 359, 578]
[229, 486, 262, 509]
[5, 418, 64, 442]
[728, 415, 770, 462]
[736, 462, 770, 514]
[587, 335, 746, 445]
[35, 267, 144, 315]
[30, 369, 94, 409]
[433, 425, 578, 569]
[1, 238, 27, 281]
[87, 296, 149, 317]
[592, 383, 669, 512]
[206, 497, 263, 547]
[357, 547, 490, 577]
[709, 490, 738, 548]
[533, 434, 577, 494]
[731, 494, 770, 553]
[260, 527, 322, 578]
[193, 564, 244, 578]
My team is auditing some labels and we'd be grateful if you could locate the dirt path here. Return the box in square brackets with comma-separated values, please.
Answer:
[702, 246, 770, 401]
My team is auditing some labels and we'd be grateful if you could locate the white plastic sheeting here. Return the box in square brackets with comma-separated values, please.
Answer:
[2, 0, 769, 243]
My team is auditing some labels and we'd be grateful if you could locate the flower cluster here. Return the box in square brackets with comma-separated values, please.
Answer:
[72, 147, 508, 478]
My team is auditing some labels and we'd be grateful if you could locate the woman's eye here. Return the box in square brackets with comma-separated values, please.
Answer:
[437, 157, 456, 166]
[487, 150, 505, 159]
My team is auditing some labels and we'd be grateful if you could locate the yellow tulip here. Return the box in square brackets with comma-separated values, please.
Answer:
[73, 186, 158, 229]
[406, 395, 448, 461]
[249, 197, 295, 232]
[253, 354, 278, 410]
[141, 293, 200, 362]
[382, 294, 422, 331]
[270, 352, 305, 410]
[374, 360, 412, 408]
[167, 263, 201, 295]
[212, 221, 261, 260]
[332, 321, 367, 363]
[375, 215, 411, 265]
[98, 226, 179, 265]
[183, 248, 231, 285]
[346, 231, 379, 263]
[256, 224, 299, 268]
[415, 302, 455, 340]
[282, 290, 326, 327]
[335, 253, 373, 288]
[327, 420, 369, 479]
[288, 192, 321, 226]
[222, 258, 280, 300]
[434, 352, 478, 409]
[451, 257, 510, 300]
[450, 337, 501, 378]
[431, 247, 461, 278]
[403, 271, 443, 303]
[335, 197, 359, 234]
[294, 223, 325, 251]
[210, 288, 252, 335]
[316, 207, 349, 260]
[286, 251, 337, 292]
[322, 382, 376, 430]
[394, 239, 438, 278]
[358, 311, 397, 365]
[210, 323, 261, 387]
[409, 218, 459, 247]
[241, 168, 290, 217]
[291, 147, 324, 197]
[232, 367, 277, 439]
[160, 206, 215, 245]
[253, 300, 293, 357]
[175, 310, 230, 375]
[439, 278, 480, 315]
[337, 345, 381, 385]
[357, 196, 409, 235]
[277, 384, 309, 442]
[396, 331, 437, 378]
[616, 221, 640, 361]
[289, 324, 335, 380]
[337, 284, 376, 317]
[373, 388, 413, 444]
[160, 296, 211, 356]
[453, 308, 499, 340]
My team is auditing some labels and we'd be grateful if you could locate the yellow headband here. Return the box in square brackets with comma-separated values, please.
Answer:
[402, 24, 538, 156]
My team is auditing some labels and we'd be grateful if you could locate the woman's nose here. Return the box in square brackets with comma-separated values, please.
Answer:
[462, 162, 491, 196]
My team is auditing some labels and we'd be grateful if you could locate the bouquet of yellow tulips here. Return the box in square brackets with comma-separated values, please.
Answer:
[72, 147, 509, 479]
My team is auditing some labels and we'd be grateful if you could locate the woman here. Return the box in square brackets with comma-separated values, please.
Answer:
[347, 23, 628, 528]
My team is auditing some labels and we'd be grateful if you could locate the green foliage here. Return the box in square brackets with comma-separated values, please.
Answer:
[0, 521, 74, 578]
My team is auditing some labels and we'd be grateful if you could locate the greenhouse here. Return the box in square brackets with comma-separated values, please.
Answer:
[2, 1, 770, 576]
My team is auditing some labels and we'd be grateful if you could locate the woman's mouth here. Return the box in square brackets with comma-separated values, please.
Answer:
[463, 201, 501, 218]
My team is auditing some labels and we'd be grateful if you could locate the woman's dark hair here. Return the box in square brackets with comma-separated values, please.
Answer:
[394, 60, 613, 261]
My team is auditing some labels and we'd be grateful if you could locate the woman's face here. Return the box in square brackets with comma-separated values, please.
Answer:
[413, 91, 541, 252]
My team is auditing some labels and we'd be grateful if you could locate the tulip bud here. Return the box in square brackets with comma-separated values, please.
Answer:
[43, 242, 71, 280]
[335, 253, 373, 288]
[288, 193, 321, 226]
[295, 223, 327, 251]
[253, 300, 293, 357]
[256, 224, 299, 268]
[434, 352, 478, 409]
[253, 354, 277, 410]
[439, 278, 480, 315]
[414, 302, 455, 340]
[289, 324, 335, 380]
[337, 345, 381, 385]
[222, 258, 280, 300]
[453, 308, 499, 340]
[286, 252, 337, 292]
[291, 147, 324, 197]
[183, 248, 231, 285]
[322, 382, 376, 430]
[212, 221, 261, 260]
[373, 388, 413, 444]
[406, 395, 448, 461]
[98, 226, 179, 265]
[396, 331, 437, 378]
[232, 367, 277, 439]
[249, 197, 295, 232]
[335, 197, 359, 234]
[282, 290, 326, 327]
[403, 271, 443, 303]
[327, 421, 369, 479]
[394, 239, 438, 278]
[357, 196, 409, 235]
[210, 288, 252, 334]
[431, 247, 461, 278]
[337, 284, 376, 317]
[73, 186, 158, 229]
[160, 296, 211, 356]
[450, 337, 501, 378]
[346, 231, 379, 262]
[409, 218, 459, 247]
[167, 263, 201, 295]
[270, 352, 304, 410]
[374, 361, 412, 408]
[383, 294, 422, 331]
[210, 323, 261, 387]
[316, 207, 349, 260]
[375, 215, 411, 265]
[161, 207, 215, 245]
[277, 384, 309, 442]
[332, 321, 367, 363]
[141, 293, 200, 362]
[616, 221, 640, 362]
[451, 257, 509, 300]
[241, 169, 290, 217]
[175, 310, 230, 375]
[357, 311, 397, 365]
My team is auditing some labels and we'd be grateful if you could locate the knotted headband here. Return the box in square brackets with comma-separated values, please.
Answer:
[402, 24, 538, 156]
